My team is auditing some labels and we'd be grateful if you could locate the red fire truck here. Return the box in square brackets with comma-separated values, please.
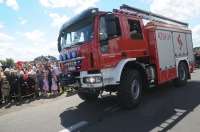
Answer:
[58, 4, 194, 109]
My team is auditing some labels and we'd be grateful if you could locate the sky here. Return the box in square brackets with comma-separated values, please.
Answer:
[0, 0, 200, 62]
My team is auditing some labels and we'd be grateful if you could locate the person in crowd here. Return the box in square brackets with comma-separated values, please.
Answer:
[27, 72, 36, 99]
[10, 69, 19, 101]
[0, 67, 4, 79]
[45, 62, 52, 94]
[43, 73, 49, 97]
[16, 68, 22, 78]
[1, 76, 10, 103]
[51, 74, 58, 95]
[4, 68, 11, 84]
[0, 81, 2, 104]
[0, 68, 3, 103]
[26, 64, 33, 73]
[52, 62, 62, 93]
[36, 65, 44, 96]
[33, 73, 40, 97]
[32, 66, 36, 72]
[18, 73, 29, 100]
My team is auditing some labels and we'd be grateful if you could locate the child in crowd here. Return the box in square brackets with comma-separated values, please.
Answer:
[43, 73, 49, 97]
[51, 74, 58, 95]
[1, 76, 10, 103]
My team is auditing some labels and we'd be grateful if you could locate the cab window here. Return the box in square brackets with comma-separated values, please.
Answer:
[128, 19, 143, 40]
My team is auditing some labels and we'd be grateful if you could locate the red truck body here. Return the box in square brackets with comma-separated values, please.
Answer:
[58, 5, 194, 109]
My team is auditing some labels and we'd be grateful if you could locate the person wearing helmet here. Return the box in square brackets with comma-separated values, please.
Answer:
[4, 68, 9, 72]
[4, 68, 11, 83]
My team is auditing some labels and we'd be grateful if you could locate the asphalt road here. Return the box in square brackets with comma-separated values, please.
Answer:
[0, 69, 200, 132]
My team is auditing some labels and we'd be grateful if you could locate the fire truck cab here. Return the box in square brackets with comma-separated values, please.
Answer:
[58, 4, 194, 109]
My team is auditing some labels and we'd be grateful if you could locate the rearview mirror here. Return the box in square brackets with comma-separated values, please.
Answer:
[105, 13, 117, 36]
[57, 34, 61, 52]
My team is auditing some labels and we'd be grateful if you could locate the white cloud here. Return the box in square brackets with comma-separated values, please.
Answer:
[0, 41, 59, 62]
[6, 0, 19, 10]
[39, 0, 77, 8]
[192, 24, 200, 47]
[39, 0, 99, 14]
[0, 32, 15, 41]
[0, 42, 13, 47]
[49, 13, 70, 28]
[75, 0, 99, 14]
[150, 0, 200, 21]
[0, 0, 3, 4]
[23, 30, 45, 41]
[141, 0, 153, 4]
[0, 22, 4, 28]
[19, 18, 27, 25]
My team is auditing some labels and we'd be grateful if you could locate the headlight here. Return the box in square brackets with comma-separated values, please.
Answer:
[83, 76, 102, 84]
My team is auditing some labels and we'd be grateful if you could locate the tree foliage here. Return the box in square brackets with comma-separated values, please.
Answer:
[0, 58, 14, 67]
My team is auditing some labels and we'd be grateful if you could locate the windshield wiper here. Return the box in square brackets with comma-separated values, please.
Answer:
[75, 41, 84, 45]
[63, 42, 85, 49]
[71, 42, 85, 47]
[63, 46, 72, 49]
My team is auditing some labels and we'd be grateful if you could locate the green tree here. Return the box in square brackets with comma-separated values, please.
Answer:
[0, 58, 14, 67]
[0, 60, 6, 66]
[6, 58, 14, 67]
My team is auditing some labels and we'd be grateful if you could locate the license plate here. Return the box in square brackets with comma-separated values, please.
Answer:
[67, 66, 76, 71]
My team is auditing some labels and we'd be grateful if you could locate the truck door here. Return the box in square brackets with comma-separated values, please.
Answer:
[97, 14, 124, 69]
[124, 18, 149, 58]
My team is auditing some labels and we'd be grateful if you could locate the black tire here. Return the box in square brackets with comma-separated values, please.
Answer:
[77, 91, 99, 101]
[117, 68, 142, 109]
[172, 62, 188, 86]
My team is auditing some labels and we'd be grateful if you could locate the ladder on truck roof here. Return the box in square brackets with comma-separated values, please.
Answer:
[113, 4, 188, 28]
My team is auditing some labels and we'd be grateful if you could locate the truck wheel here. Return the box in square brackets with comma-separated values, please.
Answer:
[117, 68, 142, 109]
[77, 91, 99, 101]
[172, 62, 188, 86]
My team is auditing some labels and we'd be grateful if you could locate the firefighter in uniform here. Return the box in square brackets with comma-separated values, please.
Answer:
[10, 69, 19, 101]
[18, 73, 28, 100]
[27, 72, 36, 99]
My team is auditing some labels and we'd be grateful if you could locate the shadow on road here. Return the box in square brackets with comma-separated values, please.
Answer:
[59, 80, 200, 132]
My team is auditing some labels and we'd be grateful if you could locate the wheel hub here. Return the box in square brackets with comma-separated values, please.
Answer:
[131, 79, 140, 99]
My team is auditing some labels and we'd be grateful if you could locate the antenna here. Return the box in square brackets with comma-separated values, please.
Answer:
[113, 4, 188, 28]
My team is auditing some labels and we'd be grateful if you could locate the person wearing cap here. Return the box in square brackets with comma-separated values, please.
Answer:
[1, 76, 10, 103]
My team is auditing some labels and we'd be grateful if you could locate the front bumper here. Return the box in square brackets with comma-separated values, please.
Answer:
[60, 72, 103, 88]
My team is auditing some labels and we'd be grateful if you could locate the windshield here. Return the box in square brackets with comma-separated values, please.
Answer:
[60, 17, 94, 49]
